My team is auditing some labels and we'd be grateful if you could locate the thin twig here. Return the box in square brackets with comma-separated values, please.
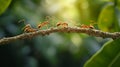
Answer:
[0, 27, 120, 45]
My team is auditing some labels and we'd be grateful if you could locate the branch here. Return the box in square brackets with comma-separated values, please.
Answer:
[0, 27, 120, 45]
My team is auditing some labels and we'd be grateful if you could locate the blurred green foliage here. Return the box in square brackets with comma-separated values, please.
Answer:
[0, 0, 11, 15]
[98, 2, 120, 32]
[0, 0, 120, 67]
[84, 39, 120, 67]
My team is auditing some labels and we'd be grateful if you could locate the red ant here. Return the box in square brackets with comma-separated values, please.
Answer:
[56, 22, 68, 28]
[37, 16, 50, 29]
[19, 19, 37, 33]
[80, 24, 94, 29]
[37, 21, 49, 29]
[23, 24, 37, 33]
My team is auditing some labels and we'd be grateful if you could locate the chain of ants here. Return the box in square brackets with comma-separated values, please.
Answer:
[22, 18, 95, 33]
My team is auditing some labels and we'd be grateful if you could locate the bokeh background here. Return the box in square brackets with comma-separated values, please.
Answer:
[0, 0, 120, 67]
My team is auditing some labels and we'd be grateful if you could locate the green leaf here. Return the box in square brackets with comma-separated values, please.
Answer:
[98, 3, 119, 32]
[0, 0, 12, 15]
[84, 38, 120, 67]
[117, 0, 120, 9]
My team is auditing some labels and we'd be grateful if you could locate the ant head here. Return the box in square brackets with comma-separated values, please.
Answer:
[89, 24, 94, 29]
[56, 22, 62, 26]
[37, 24, 42, 28]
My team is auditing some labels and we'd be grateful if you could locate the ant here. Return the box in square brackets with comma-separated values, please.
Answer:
[23, 24, 37, 33]
[80, 24, 94, 29]
[37, 21, 49, 29]
[37, 16, 50, 29]
[19, 19, 37, 33]
[56, 22, 68, 28]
